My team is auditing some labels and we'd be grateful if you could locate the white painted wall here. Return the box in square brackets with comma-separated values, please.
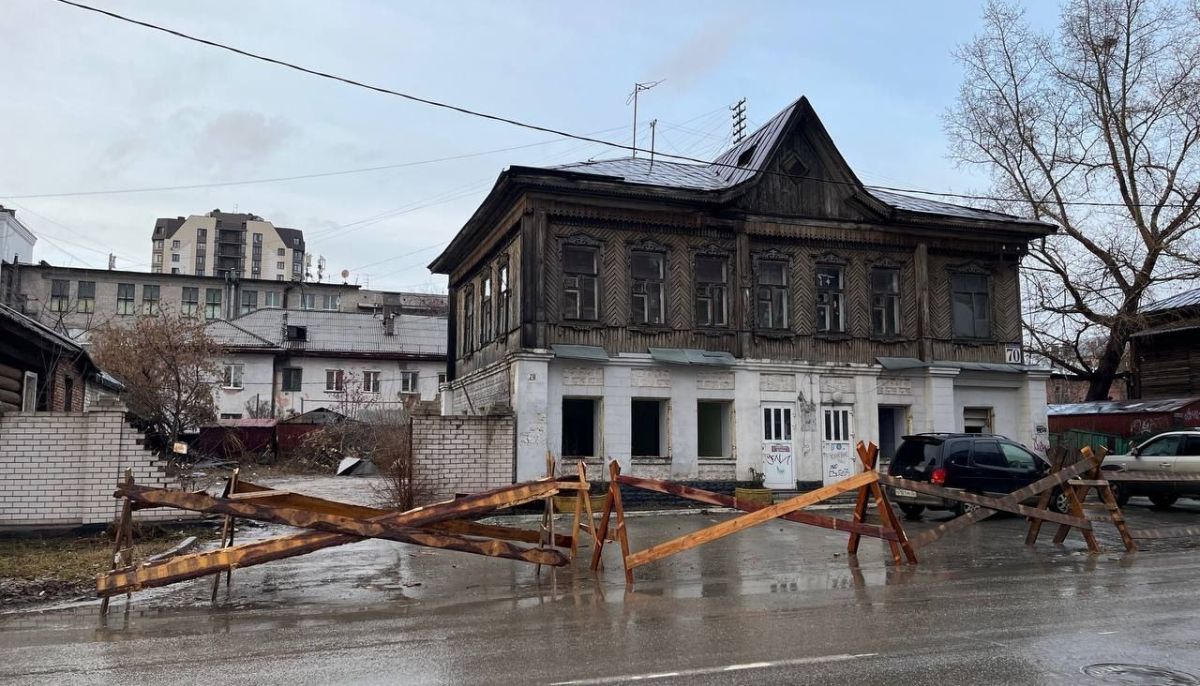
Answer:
[467, 355, 1050, 486]
[212, 352, 443, 418]
[0, 211, 36, 264]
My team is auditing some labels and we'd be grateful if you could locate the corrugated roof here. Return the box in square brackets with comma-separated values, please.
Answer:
[206, 319, 278, 348]
[1143, 287, 1200, 312]
[544, 98, 1041, 227]
[216, 309, 446, 356]
[1047, 397, 1200, 415]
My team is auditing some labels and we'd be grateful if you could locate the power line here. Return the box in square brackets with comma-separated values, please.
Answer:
[0, 124, 629, 201]
[52, 0, 1199, 212]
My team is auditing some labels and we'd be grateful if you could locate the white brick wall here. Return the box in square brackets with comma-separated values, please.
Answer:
[411, 414, 513, 503]
[0, 408, 175, 528]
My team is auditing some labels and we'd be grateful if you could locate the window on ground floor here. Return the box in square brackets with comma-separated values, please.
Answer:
[631, 399, 667, 458]
[697, 400, 732, 458]
[562, 398, 599, 458]
[399, 370, 418, 394]
[282, 367, 302, 392]
[963, 407, 992, 434]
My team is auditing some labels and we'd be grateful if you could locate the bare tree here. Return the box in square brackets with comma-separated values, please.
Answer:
[946, 0, 1200, 400]
[91, 309, 221, 445]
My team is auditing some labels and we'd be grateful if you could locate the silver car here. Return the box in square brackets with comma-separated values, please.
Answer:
[1104, 430, 1200, 508]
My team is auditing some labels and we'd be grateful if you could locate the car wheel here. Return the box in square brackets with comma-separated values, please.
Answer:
[953, 500, 981, 517]
[898, 504, 925, 520]
[1109, 482, 1131, 507]
[1050, 488, 1071, 514]
[1150, 493, 1179, 510]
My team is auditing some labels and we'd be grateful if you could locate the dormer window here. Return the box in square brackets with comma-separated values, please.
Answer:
[286, 325, 307, 341]
[736, 144, 757, 167]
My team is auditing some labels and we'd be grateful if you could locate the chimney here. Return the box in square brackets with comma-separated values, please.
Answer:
[384, 312, 396, 336]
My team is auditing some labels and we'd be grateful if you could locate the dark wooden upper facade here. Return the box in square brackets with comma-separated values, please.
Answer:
[431, 97, 1055, 380]
[1130, 293, 1200, 399]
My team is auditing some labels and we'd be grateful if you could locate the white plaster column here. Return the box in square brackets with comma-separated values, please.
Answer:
[511, 354, 551, 481]
[602, 364, 633, 473]
[670, 367, 698, 479]
[733, 367, 760, 480]
[1018, 368, 1052, 454]
[923, 367, 961, 432]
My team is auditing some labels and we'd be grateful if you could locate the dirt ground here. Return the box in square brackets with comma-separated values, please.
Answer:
[0, 525, 218, 608]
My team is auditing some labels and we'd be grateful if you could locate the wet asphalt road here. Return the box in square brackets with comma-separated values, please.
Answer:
[3, 478, 1200, 686]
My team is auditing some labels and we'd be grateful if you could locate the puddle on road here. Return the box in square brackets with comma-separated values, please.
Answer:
[1082, 663, 1199, 685]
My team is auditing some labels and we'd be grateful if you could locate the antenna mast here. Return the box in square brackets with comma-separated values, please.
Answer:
[731, 97, 747, 144]
[649, 119, 657, 167]
[626, 80, 663, 158]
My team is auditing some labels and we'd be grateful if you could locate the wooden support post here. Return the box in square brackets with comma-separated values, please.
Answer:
[589, 464, 618, 572]
[537, 452, 556, 576]
[608, 461, 634, 584]
[212, 467, 240, 601]
[1024, 448, 1066, 546]
[100, 469, 134, 617]
[847, 442, 913, 563]
[569, 461, 598, 564]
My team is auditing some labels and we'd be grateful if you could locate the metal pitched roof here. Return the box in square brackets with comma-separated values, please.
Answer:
[1047, 397, 1200, 415]
[205, 319, 278, 349]
[1143, 287, 1200, 313]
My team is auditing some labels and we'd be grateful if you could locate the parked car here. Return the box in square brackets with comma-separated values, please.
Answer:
[886, 433, 1068, 519]
[1103, 430, 1200, 509]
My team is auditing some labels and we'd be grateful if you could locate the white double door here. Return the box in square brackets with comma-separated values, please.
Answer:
[821, 406, 856, 486]
[760, 404, 795, 488]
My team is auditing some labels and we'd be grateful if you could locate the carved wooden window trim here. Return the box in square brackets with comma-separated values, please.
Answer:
[497, 258, 511, 335]
[869, 266, 901, 339]
[694, 251, 730, 328]
[753, 250, 791, 331]
[480, 273, 493, 344]
[815, 263, 846, 334]
[561, 234, 600, 322]
[948, 263, 993, 341]
[461, 284, 475, 355]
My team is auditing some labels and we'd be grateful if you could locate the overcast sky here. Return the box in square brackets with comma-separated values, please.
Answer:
[0, 0, 1061, 292]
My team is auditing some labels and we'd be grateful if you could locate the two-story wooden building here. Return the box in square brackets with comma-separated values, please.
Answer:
[430, 97, 1056, 488]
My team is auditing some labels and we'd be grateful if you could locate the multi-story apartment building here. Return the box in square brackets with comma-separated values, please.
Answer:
[0, 206, 36, 265]
[151, 210, 305, 281]
[0, 261, 447, 343]
[431, 96, 1057, 490]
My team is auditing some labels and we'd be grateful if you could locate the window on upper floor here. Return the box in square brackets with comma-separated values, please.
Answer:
[277, 247, 285, 256]
[181, 287, 199, 317]
[116, 283, 136, 315]
[870, 267, 900, 337]
[363, 370, 381, 394]
[325, 369, 344, 392]
[630, 250, 665, 325]
[264, 291, 282, 308]
[480, 275, 493, 343]
[171, 239, 180, 249]
[951, 273, 991, 339]
[400, 370, 419, 394]
[240, 290, 257, 316]
[142, 285, 161, 315]
[282, 367, 302, 392]
[205, 288, 222, 320]
[497, 261, 511, 334]
[815, 265, 845, 333]
[461, 285, 475, 354]
[76, 281, 95, 313]
[755, 259, 789, 329]
[562, 244, 599, 321]
[49, 280, 69, 312]
[695, 255, 728, 327]
[222, 363, 243, 389]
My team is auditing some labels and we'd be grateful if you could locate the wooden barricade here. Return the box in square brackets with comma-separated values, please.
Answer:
[1026, 446, 1134, 553]
[589, 442, 914, 585]
[97, 472, 582, 610]
[1104, 470, 1200, 541]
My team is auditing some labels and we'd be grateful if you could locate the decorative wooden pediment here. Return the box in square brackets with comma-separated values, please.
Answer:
[946, 260, 992, 275]
[560, 233, 601, 247]
[813, 251, 848, 266]
[627, 237, 668, 253]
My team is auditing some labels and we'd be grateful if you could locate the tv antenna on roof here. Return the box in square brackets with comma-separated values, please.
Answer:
[731, 98, 747, 144]
[626, 80, 664, 158]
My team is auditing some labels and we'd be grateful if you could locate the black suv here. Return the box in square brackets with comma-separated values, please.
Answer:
[886, 433, 1067, 519]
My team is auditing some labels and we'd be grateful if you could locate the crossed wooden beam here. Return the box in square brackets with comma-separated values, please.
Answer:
[589, 441, 915, 585]
[97, 469, 599, 603]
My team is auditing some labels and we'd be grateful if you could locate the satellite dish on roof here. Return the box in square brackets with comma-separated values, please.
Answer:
[341, 269, 350, 279]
